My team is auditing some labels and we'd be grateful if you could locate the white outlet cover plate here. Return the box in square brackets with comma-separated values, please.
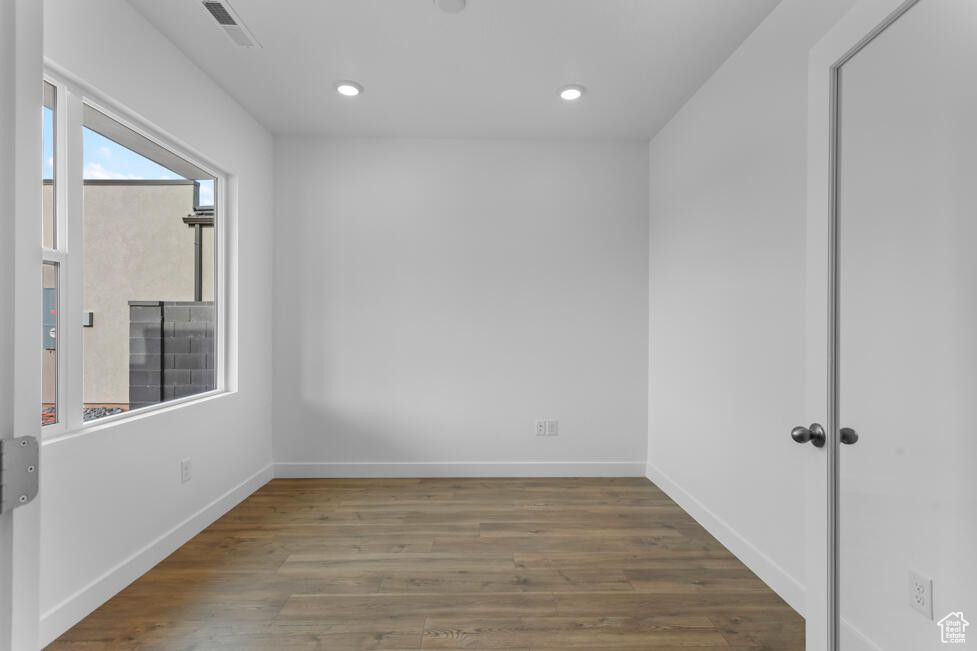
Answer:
[908, 569, 933, 620]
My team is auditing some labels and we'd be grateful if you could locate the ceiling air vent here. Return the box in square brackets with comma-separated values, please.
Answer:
[202, 1, 260, 48]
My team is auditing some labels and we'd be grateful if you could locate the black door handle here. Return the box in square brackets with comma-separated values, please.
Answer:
[791, 423, 826, 448]
[840, 427, 858, 445]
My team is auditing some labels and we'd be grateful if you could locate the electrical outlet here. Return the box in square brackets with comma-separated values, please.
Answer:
[180, 458, 192, 484]
[535, 419, 559, 437]
[909, 570, 933, 619]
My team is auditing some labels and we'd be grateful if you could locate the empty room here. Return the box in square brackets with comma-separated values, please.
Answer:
[1, 0, 974, 649]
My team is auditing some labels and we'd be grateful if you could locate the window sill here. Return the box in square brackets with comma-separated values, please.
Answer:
[41, 389, 235, 445]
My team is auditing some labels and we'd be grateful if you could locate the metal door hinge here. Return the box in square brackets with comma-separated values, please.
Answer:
[0, 436, 39, 513]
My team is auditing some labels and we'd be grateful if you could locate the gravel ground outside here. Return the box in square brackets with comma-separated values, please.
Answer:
[42, 405, 127, 426]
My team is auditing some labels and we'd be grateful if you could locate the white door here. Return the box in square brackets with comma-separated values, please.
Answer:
[805, 0, 977, 649]
[836, 0, 977, 648]
[0, 1, 43, 649]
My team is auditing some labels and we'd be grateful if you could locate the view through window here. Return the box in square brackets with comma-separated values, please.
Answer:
[42, 81, 59, 426]
[81, 107, 218, 422]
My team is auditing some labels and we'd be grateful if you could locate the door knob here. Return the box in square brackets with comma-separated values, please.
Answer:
[791, 423, 826, 448]
[840, 427, 858, 445]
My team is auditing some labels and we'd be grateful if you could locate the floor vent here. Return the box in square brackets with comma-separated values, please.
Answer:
[202, 1, 260, 48]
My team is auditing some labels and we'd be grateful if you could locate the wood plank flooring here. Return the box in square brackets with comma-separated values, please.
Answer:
[48, 478, 803, 650]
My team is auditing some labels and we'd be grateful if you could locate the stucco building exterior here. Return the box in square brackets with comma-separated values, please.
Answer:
[42, 179, 214, 415]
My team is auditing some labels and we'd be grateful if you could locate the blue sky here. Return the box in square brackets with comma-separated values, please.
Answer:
[43, 107, 214, 206]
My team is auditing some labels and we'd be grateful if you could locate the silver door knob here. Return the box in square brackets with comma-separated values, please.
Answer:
[790, 423, 826, 448]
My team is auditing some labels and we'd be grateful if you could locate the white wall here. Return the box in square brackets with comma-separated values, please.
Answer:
[40, 0, 275, 644]
[645, 0, 856, 614]
[273, 138, 649, 477]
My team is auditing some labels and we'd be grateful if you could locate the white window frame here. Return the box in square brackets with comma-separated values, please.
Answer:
[42, 66, 229, 439]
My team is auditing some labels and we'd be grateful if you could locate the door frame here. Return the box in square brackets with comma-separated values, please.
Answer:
[0, 0, 43, 649]
[805, 0, 921, 649]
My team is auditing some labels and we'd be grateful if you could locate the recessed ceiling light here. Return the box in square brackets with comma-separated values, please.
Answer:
[559, 85, 585, 102]
[434, 0, 466, 13]
[334, 81, 363, 97]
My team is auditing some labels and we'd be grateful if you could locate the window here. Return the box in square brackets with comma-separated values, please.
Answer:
[42, 82, 57, 248]
[41, 74, 223, 433]
[41, 262, 59, 426]
[42, 81, 62, 426]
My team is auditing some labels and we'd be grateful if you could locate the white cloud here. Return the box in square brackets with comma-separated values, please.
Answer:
[96, 146, 113, 161]
[47, 156, 53, 169]
[83, 162, 144, 180]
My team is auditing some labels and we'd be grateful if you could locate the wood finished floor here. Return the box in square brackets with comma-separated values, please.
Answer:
[49, 478, 803, 650]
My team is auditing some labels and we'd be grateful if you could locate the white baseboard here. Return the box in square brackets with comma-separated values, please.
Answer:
[275, 461, 646, 478]
[38, 463, 274, 648]
[645, 463, 806, 616]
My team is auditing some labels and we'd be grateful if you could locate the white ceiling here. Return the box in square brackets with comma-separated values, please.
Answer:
[129, 0, 780, 139]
